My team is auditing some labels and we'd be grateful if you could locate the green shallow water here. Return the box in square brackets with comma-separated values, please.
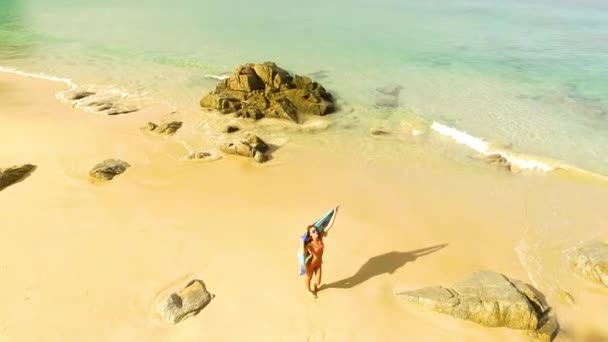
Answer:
[1, 0, 608, 173]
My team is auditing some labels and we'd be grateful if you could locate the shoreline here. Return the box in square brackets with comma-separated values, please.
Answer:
[2, 65, 608, 183]
[1, 71, 607, 341]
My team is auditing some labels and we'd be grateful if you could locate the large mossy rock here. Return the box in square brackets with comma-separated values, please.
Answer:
[567, 240, 608, 289]
[200, 62, 335, 123]
[0, 164, 37, 191]
[395, 271, 558, 341]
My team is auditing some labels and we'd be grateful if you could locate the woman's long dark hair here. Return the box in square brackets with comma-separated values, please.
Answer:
[304, 225, 320, 245]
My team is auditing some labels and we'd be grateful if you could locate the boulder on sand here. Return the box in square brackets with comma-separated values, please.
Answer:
[395, 271, 558, 341]
[89, 159, 130, 181]
[155, 279, 214, 324]
[0, 164, 37, 191]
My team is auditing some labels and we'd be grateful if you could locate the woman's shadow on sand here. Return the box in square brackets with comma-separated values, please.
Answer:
[320, 244, 448, 291]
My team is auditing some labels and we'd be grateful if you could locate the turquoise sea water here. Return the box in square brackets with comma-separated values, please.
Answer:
[1, 0, 608, 173]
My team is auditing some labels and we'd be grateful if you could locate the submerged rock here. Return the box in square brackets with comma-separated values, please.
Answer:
[89, 159, 130, 181]
[156, 279, 214, 324]
[370, 128, 390, 136]
[63, 88, 139, 115]
[0, 164, 37, 191]
[66, 91, 95, 101]
[483, 153, 521, 173]
[567, 240, 608, 289]
[187, 151, 223, 162]
[395, 271, 558, 341]
[142, 121, 183, 135]
[375, 85, 402, 108]
[200, 62, 336, 123]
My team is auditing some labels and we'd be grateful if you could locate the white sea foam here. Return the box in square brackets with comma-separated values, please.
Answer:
[0, 65, 78, 101]
[204, 74, 229, 81]
[0, 65, 140, 109]
[0, 65, 74, 86]
[431, 121, 554, 172]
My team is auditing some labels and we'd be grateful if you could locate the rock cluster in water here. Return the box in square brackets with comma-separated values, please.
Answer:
[65, 89, 138, 116]
[200, 62, 335, 123]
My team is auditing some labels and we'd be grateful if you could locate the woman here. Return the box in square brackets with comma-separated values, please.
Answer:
[303, 223, 332, 298]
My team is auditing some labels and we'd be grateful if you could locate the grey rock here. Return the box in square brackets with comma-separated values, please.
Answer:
[89, 159, 130, 181]
[0, 164, 37, 191]
[157, 279, 214, 324]
[396, 271, 558, 341]
[567, 240, 608, 288]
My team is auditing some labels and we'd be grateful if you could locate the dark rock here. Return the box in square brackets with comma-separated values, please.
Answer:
[244, 133, 269, 153]
[143, 122, 158, 131]
[200, 62, 336, 123]
[187, 151, 211, 159]
[236, 105, 264, 120]
[67, 91, 95, 101]
[156, 279, 214, 324]
[370, 128, 390, 136]
[225, 125, 240, 133]
[106, 107, 138, 116]
[89, 159, 130, 181]
[483, 153, 520, 173]
[143, 121, 183, 135]
[0, 164, 37, 191]
[266, 96, 299, 122]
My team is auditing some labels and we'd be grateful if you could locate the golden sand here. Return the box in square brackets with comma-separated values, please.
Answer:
[0, 72, 607, 341]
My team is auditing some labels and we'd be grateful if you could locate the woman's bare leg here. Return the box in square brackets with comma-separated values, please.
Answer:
[305, 268, 317, 298]
[313, 266, 322, 292]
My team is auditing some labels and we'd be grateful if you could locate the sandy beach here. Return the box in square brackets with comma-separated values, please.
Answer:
[1, 72, 607, 341]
